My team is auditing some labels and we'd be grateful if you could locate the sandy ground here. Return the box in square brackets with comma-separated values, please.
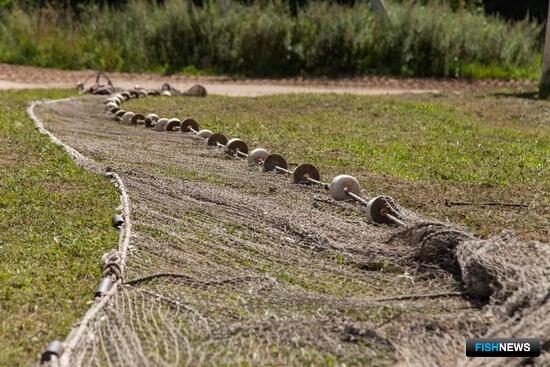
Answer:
[33, 96, 549, 367]
[0, 63, 536, 96]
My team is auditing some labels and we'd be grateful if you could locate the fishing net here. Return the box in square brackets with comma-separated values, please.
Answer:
[35, 96, 548, 366]
[77, 74, 207, 97]
[457, 233, 550, 367]
[77, 73, 119, 95]
[390, 223, 550, 366]
[159, 83, 208, 97]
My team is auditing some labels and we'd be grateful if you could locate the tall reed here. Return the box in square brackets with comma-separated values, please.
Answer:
[0, 0, 541, 78]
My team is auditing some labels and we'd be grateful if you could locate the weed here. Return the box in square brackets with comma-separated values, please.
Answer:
[0, 90, 119, 366]
[0, 0, 541, 79]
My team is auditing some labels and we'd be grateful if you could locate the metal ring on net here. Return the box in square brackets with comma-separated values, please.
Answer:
[247, 148, 270, 166]
[131, 113, 145, 125]
[329, 174, 361, 200]
[225, 138, 249, 157]
[261, 153, 321, 182]
[144, 113, 158, 128]
[176, 117, 249, 158]
[95, 277, 113, 298]
[107, 96, 121, 106]
[239, 148, 325, 187]
[205, 133, 250, 160]
[292, 163, 320, 184]
[104, 102, 118, 112]
[41, 340, 64, 364]
[106, 89, 406, 226]
[179, 119, 214, 141]
[114, 110, 126, 121]
[365, 196, 404, 225]
[112, 214, 125, 228]
[262, 154, 289, 173]
[180, 118, 200, 133]
[197, 129, 213, 139]
[105, 98, 121, 112]
[108, 106, 120, 115]
[166, 118, 181, 131]
[328, 175, 405, 226]
[121, 111, 135, 125]
[207, 133, 229, 147]
[218, 142, 321, 186]
[154, 118, 169, 131]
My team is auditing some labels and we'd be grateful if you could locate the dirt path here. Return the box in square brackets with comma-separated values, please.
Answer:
[1, 63, 535, 96]
[34, 96, 549, 366]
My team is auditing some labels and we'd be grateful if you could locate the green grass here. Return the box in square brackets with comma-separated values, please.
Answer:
[126, 92, 549, 241]
[0, 90, 119, 366]
[0, 0, 541, 79]
[129, 94, 549, 188]
[459, 59, 542, 80]
[1, 90, 545, 364]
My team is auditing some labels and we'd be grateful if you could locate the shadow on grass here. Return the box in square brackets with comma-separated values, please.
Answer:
[492, 91, 539, 100]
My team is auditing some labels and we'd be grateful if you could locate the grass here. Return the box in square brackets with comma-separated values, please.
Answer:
[0, 0, 541, 79]
[126, 92, 549, 241]
[0, 90, 119, 366]
[0, 89, 547, 365]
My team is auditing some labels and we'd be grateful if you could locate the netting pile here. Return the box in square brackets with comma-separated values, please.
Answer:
[390, 223, 550, 366]
[36, 96, 548, 366]
[458, 232, 550, 366]
[77, 72, 207, 97]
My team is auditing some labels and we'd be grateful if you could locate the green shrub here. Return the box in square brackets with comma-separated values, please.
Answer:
[0, 0, 541, 78]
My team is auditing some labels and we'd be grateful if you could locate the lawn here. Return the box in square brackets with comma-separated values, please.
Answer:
[0, 90, 119, 366]
[126, 92, 549, 241]
[0, 88, 548, 366]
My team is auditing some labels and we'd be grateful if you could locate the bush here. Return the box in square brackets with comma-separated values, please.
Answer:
[0, 0, 541, 78]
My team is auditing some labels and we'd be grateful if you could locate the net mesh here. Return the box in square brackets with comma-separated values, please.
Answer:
[36, 96, 548, 366]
